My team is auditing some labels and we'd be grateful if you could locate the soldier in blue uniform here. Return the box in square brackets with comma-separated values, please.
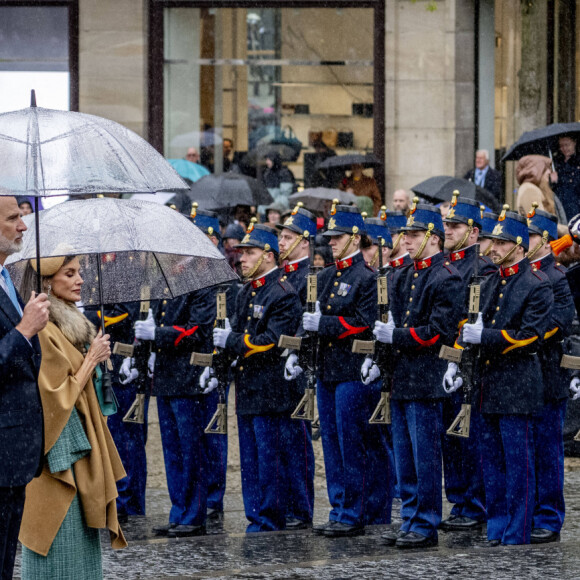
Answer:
[286, 204, 392, 537]
[206, 222, 303, 532]
[134, 283, 215, 537]
[440, 193, 496, 531]
[386, 209, 412, 271]
[277, 204, 317, 529]
[85, 301, 146, 522]
[368, 201, 463, 548]
[361, 212, 392, 268]
[479, 207, 498, 260]
[526, 204, 574, 543]
[449, 208, 553, 545]
[190, 205, 230, 519]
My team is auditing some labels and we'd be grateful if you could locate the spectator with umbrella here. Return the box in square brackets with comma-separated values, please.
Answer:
[550, 135, 580, 221]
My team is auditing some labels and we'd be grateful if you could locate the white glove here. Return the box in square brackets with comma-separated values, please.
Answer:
[462, 313, 483, 345]
[569, 213, 580, 239]
[134, 308, 156, 341]
[302, 301, 321, 332]
[213, 318, 232, 349]
[147, 352, 156, 377]
[570, 377, 580, 400]
[443, 362, 463, 394]
[361, 357, 380, 385]
[284, 353, 303, 380]
[200, 366, 218, 394]
[119, 357, 138, 385]
[373, 311, 395, 344]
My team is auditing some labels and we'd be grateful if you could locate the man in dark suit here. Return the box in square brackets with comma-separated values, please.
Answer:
[0, 195, 49, 579]
[464, 150, 502, 201]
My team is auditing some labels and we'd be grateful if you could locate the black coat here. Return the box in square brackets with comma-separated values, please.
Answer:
[0, 289, 43, 487]
[389, 251, 463, 401]
[552, 153, 580, 221]
[474, 259, 553, 415]
[531, 254, 575, 403]
[464, 166, 502, 200]
[226, 268, 303, 415]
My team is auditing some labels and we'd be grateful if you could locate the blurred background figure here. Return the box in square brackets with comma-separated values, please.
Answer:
[392, 189, 411, 213]
[185, 147, 200, 164]
[464, 149, 502, 201]
[340, 163, 382, 215]
[18, 199, 33, 215]
[264, 201, 285, 228]
[262, 151, 297, 192]
[550, 135, 580, 221]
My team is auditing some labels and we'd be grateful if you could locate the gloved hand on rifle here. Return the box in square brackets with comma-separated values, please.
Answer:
[147, 352, 156, 378]
[361, 357, 380, 385]
[119, 357, 138, 385]
[570, 376, 580, 401]
[213, 318, 232, 348]
[462, 313, 483, 345]
[134, 308, 156, 341]
[302, 301, 321, 332]
[443, 362, 463, 393]
[200, 366, 218, 394]
[284, 353, 303, 380]
[373, 311, 395, 344]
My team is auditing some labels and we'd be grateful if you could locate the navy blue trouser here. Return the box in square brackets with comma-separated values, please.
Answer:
[204, 387, 228, 512]
[480, 413, 535, 544]
[237, 413, 291, 532]
[391, 399, 443, 539]
[318, 379, 393, 527]
[108, 383, 148, 516]
[0, 486, 25, 580]
[442, 394, 486, 521]
[281, 419, 315, 523]
[532, 399, 567, 533]
[157, 396, 207, 526]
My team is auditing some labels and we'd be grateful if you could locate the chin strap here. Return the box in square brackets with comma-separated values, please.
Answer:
[412, 223, 435, 260]
[336, 228, 359, 261]
[279, 233, 307, 261]
[391, 232, 403, 254]
[493, 236, 523, 266]
[483, 243, 493, 256]
[245, 245, 271, 280]
[526, 231, 549, 261]
[453, 219, 474, 251]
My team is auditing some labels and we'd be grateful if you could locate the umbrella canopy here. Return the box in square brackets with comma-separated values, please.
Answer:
[187, 174, 273, 209]
[411, 176, 500, 211]
[167, 159, 210, 182]
[288, 188, 358, 213]
[6, 198, 237, 305]
[502, 122, 580, 161]
[242, 143, 300, 167]
[318, 153, 382, 170]
[0, 99, 188, 197]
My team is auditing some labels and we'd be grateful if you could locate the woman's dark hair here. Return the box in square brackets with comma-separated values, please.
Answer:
[314, 244, 333, 265]
[19, 255, 76, 303]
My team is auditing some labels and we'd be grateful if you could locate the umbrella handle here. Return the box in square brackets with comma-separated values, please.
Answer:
[34, 198, 41, 295]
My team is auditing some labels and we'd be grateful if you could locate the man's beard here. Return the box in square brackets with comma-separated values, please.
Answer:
[0, 237, 22, 256]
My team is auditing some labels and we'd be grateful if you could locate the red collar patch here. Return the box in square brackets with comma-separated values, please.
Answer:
[500, 263, 519, 278]
[285, 263, 297, 273]
[390, 257, 403, 268]
[336, 257, 353, 270]
[450, 250, 465, 262]
[251, 276, 266, 288]
[414, 256, 433, 270]
[531, 261, 540, 272]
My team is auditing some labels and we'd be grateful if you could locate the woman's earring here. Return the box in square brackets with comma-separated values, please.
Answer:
[47, 284, 51, 297]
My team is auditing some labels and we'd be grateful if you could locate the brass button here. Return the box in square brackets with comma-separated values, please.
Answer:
[411, 285, 415, 290]
[406, 310, 410, 315]
[501, 280, 507, 285]
[247, 316, 251, 320]
[499, 293, 503, 298]
[252, 291, 256, 296]
[239, 366, 244, 371]
[403, 323, 408, 327]
[485, 360, 490, 365]
[160, 324, 164, 327]
[244, 329, 248, 332]
[162, 300, 167, 305]
[328, 342, 332, 347]
[414, 273, 419, 278]
[491, 320, 495, 325]
[496, 306, 500, 311]
[409, 297, 413, 302]
[249, 303, 253, 308]
[445, 261, 450, 266]
[327, 305, 332, 310]
[161, 312, 165, 317]
[158, 348, 161, 353]
[336, 272, 342, 277]
[334, 281, 339, 286]
[330, 293, 335, 298]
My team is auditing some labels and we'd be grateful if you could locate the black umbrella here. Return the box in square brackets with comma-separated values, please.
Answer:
[502, 122, 580, 161]
[187, 174, 273, 210]
[318, 153, 382, 170]
[411, 176, 500, 212]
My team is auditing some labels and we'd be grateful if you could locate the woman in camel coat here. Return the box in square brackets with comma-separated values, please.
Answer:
[18, 255, 126, 579]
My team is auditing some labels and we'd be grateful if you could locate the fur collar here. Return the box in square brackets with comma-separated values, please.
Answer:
[48, 296, 96, 353]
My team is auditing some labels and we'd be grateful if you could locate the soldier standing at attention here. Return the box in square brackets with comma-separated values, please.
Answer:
[448, 207, 553, 546]
[386, 209, 412, 270]
[207, 222, 303, 532]
[277, 204, 317, 529]
[526, 204, 574, 544]
[369, 201, 463, 548]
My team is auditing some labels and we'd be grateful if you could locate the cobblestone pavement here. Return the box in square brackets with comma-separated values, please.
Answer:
[13, 395, 580, 579]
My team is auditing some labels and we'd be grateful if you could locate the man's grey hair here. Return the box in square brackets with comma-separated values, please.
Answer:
[476, 149, 489, 161]
[393, 189, 411, 201]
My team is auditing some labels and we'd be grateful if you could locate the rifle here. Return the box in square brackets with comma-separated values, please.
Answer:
[119, 287, 152, 424]
[352, 236, 392, 424]
[278, 237, 321, 424]
[191, 289, 229, 435]
[560, 355, 580, 441]
[439, 245, 481, 438]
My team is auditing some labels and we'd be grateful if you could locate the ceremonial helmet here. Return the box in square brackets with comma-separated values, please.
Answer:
[490, 205, 529, 250]
[443, 190, 482, 229]
[400, 198, 445, 240]
[322, 200, 366, 237]
[479, 206, 498, 239]
[527, 203, 558, 241]
[363, 214, 393, 249]
[236, 218, 279, 255]
[277, 202, 317, 239]
[385, 209, 407, 234]
[190, 203, 221, 238]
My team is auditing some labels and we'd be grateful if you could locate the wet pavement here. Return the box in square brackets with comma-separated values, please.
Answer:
[12, 398, 580, 578]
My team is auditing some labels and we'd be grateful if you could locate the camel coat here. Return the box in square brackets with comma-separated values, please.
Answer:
[19, 321, 127, 556]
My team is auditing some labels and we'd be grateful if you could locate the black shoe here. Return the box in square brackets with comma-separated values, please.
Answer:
[439, 515, 482, 531]
[117, 513, 128, 525]
[153, 522, 177, 536]
[395, 531, 437, 549]
[206, 508, 223, 520]
[313, 521, 338, 535]
[488, 539, 501, 547]
[381, 528, 407, 546]
[286, 518, 312, 530]
[323, 522, 365, 538]
[167, 524, 206, 538]
[531, 528, 560, 544]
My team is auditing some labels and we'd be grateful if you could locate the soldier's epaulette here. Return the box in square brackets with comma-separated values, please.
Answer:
[442, 261, 455, 274]
[364, 263, 375, 273]
[277, 278, 292, 292]
[531, 269, 547, 281]
[554, 263, 567, 275]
